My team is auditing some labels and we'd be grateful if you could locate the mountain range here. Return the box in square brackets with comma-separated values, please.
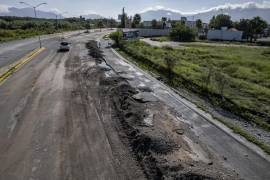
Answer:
[140, 2, 270, 23]
[0, 7, 64, 19]
[82, 14, 104, 19]
[0, 6, 104, 19]
[0, 2, 270, 23]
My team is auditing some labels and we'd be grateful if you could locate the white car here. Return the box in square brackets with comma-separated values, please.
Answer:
[59, 42, 70, 51]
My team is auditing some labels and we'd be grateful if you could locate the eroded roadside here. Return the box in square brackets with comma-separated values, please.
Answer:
[85, 40, 240, 179]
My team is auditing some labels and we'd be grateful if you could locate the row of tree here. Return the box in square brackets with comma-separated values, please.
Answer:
[0, 16, 118, 31]
[209, 14, 268, 42]
[121, 11, 268, 43]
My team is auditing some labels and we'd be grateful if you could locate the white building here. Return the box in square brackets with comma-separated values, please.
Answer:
[143, 21, 172, 29]
[143, 21, 152, 28]
[122, 29, 170, 38]
[207, 27, 243, 41]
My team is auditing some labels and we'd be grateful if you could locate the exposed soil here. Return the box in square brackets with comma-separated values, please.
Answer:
[85, 40, 241, 180]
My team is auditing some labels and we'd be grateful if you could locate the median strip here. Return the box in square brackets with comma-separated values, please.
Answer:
[0, 47, 45, 84]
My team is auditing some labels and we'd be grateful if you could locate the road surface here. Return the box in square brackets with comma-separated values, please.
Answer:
[0, 31, 269, 180]
[0, 30, 145, 180]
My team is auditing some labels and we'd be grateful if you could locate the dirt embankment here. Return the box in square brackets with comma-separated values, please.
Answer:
[86, 40, 240, 180]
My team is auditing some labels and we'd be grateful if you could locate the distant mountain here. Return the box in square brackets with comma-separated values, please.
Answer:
[82, 14, 104, 19]
[0, 7, 63, 19]
[140, 9, 183, 21]
[0, 5, 104, 20]
[140, 2, 270, 23]
[194, 7, 270, 23]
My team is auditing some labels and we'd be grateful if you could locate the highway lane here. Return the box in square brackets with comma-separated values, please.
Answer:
[0, 31, 145, 180]
[0, 31, 82, 70]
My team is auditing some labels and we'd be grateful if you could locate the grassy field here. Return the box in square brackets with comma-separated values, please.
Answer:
[0, 29, 69, 42]
[118, 40, 270, 132]
[150, 36, 170, 42]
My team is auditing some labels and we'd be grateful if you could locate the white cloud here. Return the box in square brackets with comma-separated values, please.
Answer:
[47, 8, 62, 15]
[82, 10, 98, 15]
[140, 1, 270, 15]
[196, 1, 270, 14]
[0, 4, 10, 13]
[140, 5, 182, 14]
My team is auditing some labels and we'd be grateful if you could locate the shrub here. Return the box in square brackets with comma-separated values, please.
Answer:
[170, 24, 195, 42]
[198, 35, 207, 40]
[0, 30, 15, 38]
[109, 31, 123, 47]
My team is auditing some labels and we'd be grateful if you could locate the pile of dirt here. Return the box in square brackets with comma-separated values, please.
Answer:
[107, 79, 224, 180]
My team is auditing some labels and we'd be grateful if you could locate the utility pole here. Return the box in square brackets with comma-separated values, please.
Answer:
[56, 15, 58, 30]
[110, 17, 113, 30]
[20, 2, 47, 48]
[121, 7, 125, 28]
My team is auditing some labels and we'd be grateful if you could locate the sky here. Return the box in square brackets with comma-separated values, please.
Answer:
[0, 0, 269, 17]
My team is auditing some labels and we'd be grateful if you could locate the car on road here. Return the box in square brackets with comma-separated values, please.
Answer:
[59, 41, 70, 51]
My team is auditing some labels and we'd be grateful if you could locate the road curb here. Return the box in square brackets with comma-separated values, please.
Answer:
[0, 47, 45, 85]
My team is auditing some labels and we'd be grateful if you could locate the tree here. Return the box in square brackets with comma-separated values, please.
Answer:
[161, 17, 167, 29]
[161, 17, 167, 22]
[121, 7, 127, 28]
[209, 14, 232, 29]
[170, 24, 195, 42]
[97, 21, 104, 31]
[109, 31, 123, 47]
[132, 14, 141, 28]
[0, 19, 8, 29]
[151, 19, 158, 29]
[235, 17, 267, 42]
[21, 22, 37, 30]
[250, 16, 267, 41]
[235, 19, 252, 40]
[85, 23, 91, 30]
[109, 18, 116, 29]
[196, 19, 203, 30]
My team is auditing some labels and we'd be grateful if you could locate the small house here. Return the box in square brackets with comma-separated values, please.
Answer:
[207, 27, 243, 41]
[122, 29, 139, 39]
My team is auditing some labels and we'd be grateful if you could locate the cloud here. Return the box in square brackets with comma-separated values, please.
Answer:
[196, 1, 270, 13]
[82, 10, 98, 15]
[140, 1, 270, 15]
[47, 8, 62, 15]
[0, 4, 10, 13]
[140, 5, 181, 14]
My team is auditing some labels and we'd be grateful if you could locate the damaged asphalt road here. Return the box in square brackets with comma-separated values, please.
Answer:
[0, 31, 269, 180]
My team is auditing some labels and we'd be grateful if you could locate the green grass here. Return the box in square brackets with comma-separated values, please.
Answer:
[150, 36, 170, 42]
[118, 40, 270, 132]
[0, 29, 73, 43]
[115, 41, 270, 155]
